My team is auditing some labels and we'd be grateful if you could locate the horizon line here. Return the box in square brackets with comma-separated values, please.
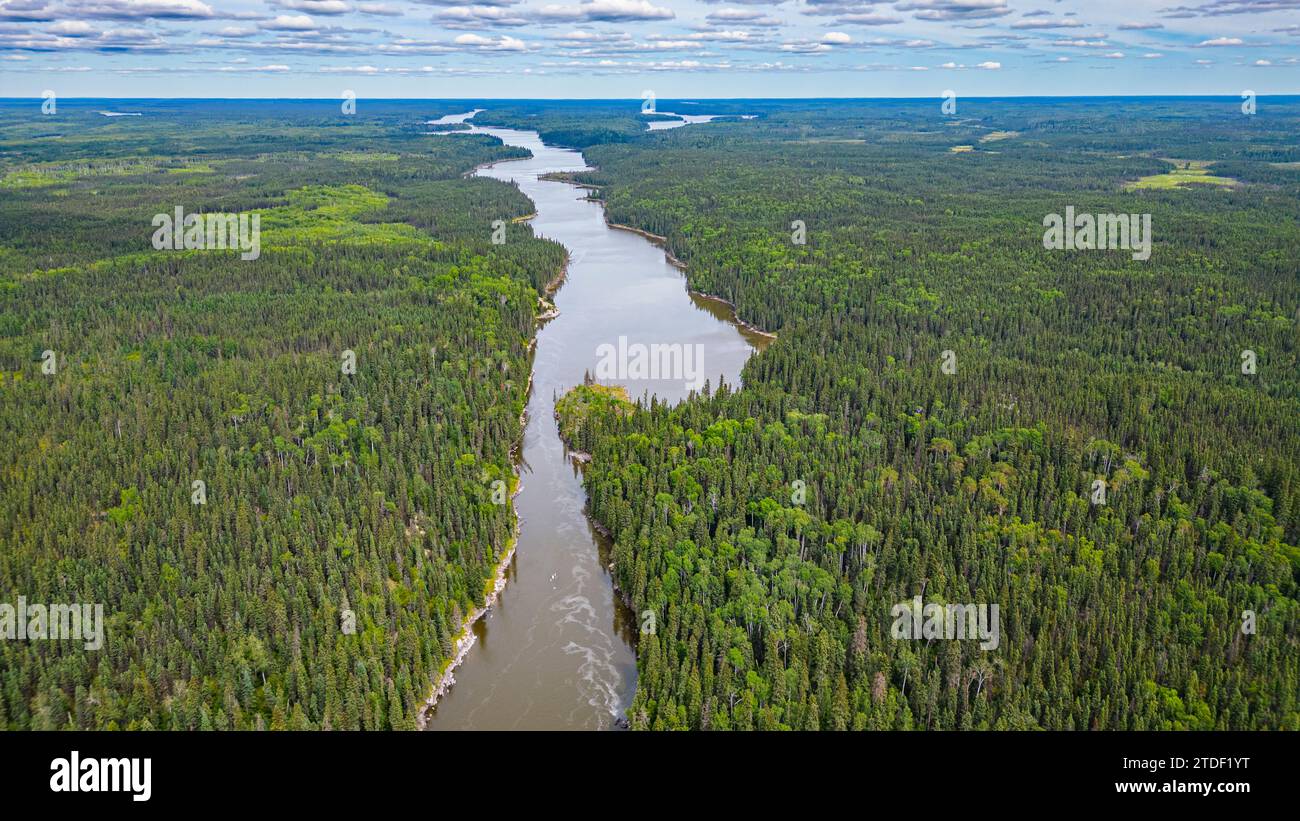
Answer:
[3, 93, 1300, 102]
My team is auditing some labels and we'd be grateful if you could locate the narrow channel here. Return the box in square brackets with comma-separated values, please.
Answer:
[424, 111, 767, 730]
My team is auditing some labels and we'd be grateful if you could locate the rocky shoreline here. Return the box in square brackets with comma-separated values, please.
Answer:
[413, 515, 519, 729]
[415, 344, 537, 728]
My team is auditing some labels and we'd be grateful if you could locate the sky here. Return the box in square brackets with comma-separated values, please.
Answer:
[0, 0, 1298, 97]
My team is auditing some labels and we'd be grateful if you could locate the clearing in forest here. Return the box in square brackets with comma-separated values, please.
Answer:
[1126, 159, 1239, 190]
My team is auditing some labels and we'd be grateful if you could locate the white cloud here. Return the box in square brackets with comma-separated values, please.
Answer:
[1011, 18, 1082, 29]
[260, 14, 317, 30]
[47, 19, 96, 35]
[219, 63, 292, 72]
[834, 12, 903, 25]
[537, 0, 674, 22]
[550, 29, 632, 42]
[676, 30, 754, 41]
[0, 1, 57, 22]
[274, 0, 350, 14]
[705, 8, 775, 23]
[438, 5, 529, 26]
[895, 0, 1011, 22]
[454, 32, 527, 50]
[68, 0, 214, 19]
[781, 41, 831, 52]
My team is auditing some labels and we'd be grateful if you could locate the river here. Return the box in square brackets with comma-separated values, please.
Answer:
[423, 111, 767, 730]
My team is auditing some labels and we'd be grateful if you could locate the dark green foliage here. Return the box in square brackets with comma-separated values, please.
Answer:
[3, 96, 1297, 732]
[0, 101, 564, 729]
[560, 98, 1300, 730]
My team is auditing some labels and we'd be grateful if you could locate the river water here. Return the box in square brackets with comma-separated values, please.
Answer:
[423, 112, 766, 730]
[646, 113, 721, 130]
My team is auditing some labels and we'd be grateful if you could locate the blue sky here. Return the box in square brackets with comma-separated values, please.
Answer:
[1, 0, 1298, 97]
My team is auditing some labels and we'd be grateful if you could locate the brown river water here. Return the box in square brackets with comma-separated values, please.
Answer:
[423, 112, 767, 730]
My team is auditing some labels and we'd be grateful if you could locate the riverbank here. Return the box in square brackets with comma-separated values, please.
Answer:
[605, 219, 778, 343]
[687, 290, 778, 342]
[552, 385, 634, 626]
[414, 304, 540, 726]
[413, 521, 518, 729]
[413, 474, 529, 731]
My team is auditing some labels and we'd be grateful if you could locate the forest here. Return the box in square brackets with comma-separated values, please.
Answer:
[0, 96, 1296, 731]
[556, 97, 1300, 729]
[0, 99, 565, 729]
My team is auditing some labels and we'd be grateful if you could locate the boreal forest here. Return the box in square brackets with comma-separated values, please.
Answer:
[551, 98, 1300, 730]
[1, 97, 1297, 731]
[0, 100, 564, 729]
